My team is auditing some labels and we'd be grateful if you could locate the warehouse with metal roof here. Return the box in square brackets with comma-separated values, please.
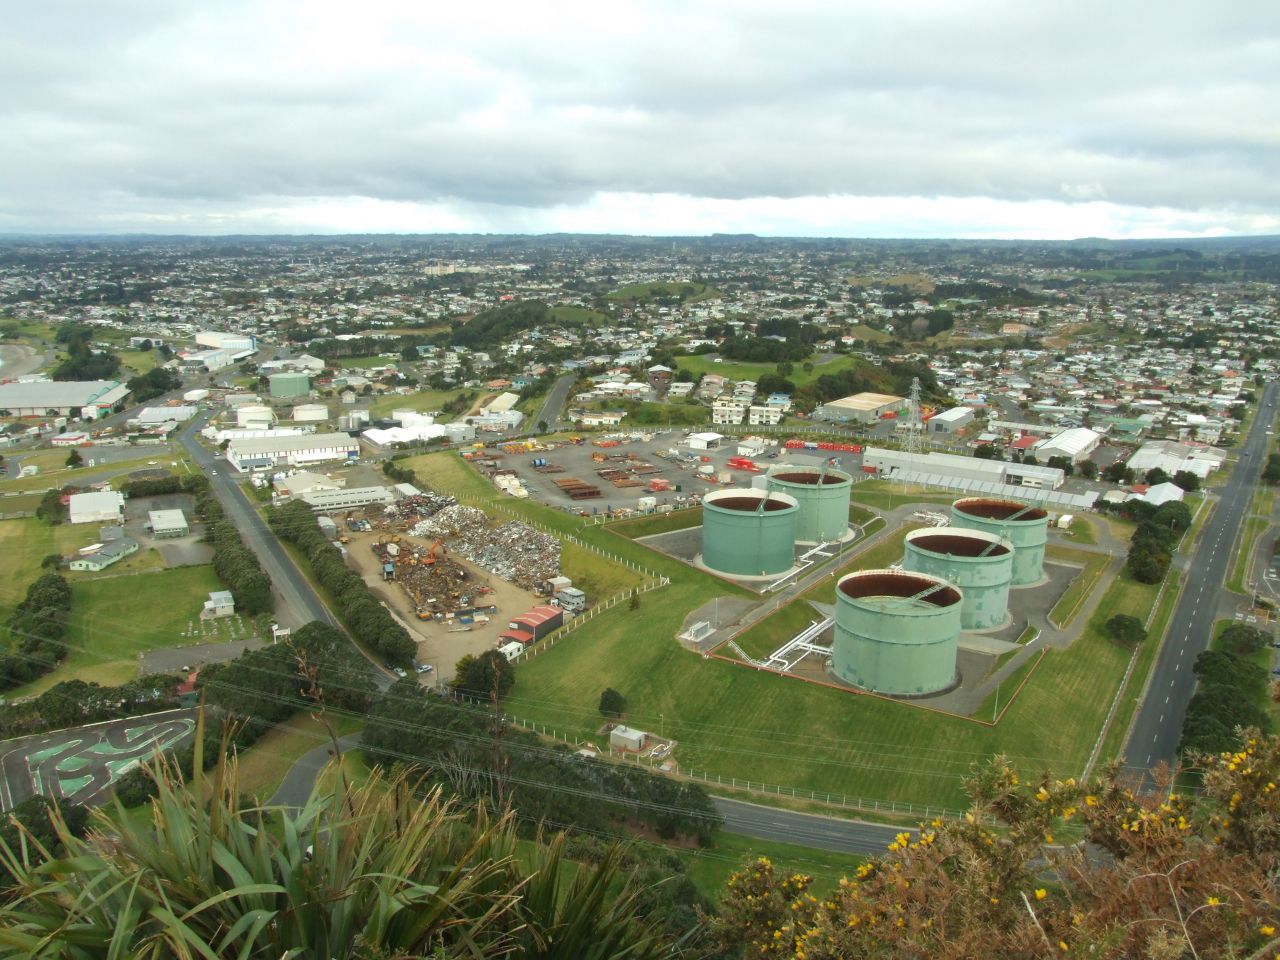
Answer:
[0, 380, 130, 417]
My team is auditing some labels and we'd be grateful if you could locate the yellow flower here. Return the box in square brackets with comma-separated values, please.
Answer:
[1059, 941, 1069, 952]
[1044, 833, 1054, 843]
[1206, 896, 1221, 907]
[1261, 924, 1276, 936]
[1085, 795, 1097, 807]
[1035, 889, 1047, 901]
[1036, 787, 1050, 802]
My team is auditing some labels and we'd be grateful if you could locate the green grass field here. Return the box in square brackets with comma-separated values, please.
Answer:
[609, 508, 705, 540]
[548, 305, 610, 326]
[1046, 547, 1110, 629]
[235, 713, 365, 801]
[606, 281, 721, 303]
[847, 480, 957, 511]
[116, 349, 161, 375]
[673, 353, 865, 389]
[4, 564, 224, 698]
[368, 388, 486, 418]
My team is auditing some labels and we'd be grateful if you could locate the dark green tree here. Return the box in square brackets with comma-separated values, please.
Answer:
[64, 449, 83, 468]
[452, 650, 515, 702]
[599, 687, 626, 718]
[1105, 614, 1147, 648]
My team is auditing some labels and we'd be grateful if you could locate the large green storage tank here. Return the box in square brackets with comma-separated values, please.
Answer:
[269, 372, 311, 399]
[902, 528, 1013, 629]
[832, 569, 962, 695]
[950, 498, 1049, 586]
[765, 465, 853, 543]
[701, 489, 798, 577]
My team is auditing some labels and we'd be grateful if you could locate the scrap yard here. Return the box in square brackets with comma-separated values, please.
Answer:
[336, 497, 567, 683]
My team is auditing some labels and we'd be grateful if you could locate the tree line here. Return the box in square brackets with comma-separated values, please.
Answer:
[196, 486, 273, 615]
[267, 500, 416, 666]
[0, 573, 73, 692]
[362, 678, 722, 845]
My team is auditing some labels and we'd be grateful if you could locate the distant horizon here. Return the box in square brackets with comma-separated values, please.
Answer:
[3, 230, 1279, 245]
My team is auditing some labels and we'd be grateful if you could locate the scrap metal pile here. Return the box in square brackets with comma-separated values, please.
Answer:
[371, 535, 485, 621]
[410, 504, 560, 589]
[381, 491, 458, 522]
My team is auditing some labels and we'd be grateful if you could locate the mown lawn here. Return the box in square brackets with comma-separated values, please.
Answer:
[674, 353, 865, 389]
[1046, 547, 1109, 629]
[4, 564, 224, 699]
[368, 388, 486, 418]
[847, 480, 958, 511]
[607, 281, 721, 303]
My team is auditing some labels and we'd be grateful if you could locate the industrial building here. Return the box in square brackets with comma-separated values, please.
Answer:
[902, 528, 1013, 629]
[225, 432, 360, 472]
[862, 447, 1066, 489]
[69, 537, 139, 572]
[765, 465, 853, 543]
[0, 380, 130, 418]
[299, 486, 396, 511]
[196, 331, 257, 352]
[701, 488, 799, 577]
[929, 406, 975, 433]
[147, 509, 189, 539]
[269, 372, 311, 399]
[687, 432, 724, 451]
[950, 498, 1049, 586]
[132, 406, 197, 425]
[813, 392, 906, 424]
[68, 490, 126, 525]
[1034, 427, 1102, 463]
[1126, 439, 1226, 479]
[832, 569, 962, 696]
[499, 605, 564, 647]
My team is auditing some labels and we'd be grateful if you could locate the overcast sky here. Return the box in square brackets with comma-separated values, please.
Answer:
[3, 1, 1278, 238]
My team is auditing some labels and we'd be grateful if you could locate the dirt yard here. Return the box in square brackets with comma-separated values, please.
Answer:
[344, 530, 542, 684]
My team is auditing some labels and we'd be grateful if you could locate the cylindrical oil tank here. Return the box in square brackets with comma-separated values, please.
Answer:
[902, 528, 1013, 629]
[765, 466, 853, 543]
[833, 569, 962, 695]
[950, 498, 1050, 586]
[701, 489, 798, 577]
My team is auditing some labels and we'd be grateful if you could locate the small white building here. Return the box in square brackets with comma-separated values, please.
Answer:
[148, 508, 189, 539]
[236, 404, 277, 430]
[202, 590, 236, 619]
[68, 490, 125, 525]
[687, 431, 724, 451]
[609, 725, 647, 751]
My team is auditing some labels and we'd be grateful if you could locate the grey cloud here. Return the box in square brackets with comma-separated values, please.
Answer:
[1, 0, 1278, 231]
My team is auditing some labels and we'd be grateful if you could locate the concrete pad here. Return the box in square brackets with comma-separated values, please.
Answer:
[957, 633, 1020, 655]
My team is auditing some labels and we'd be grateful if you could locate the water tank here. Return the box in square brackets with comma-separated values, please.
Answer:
[765, 465, 853, 543]
[902, 528, 1013, 630]
[701, 489, 799, 577]
[950, 498, 1050, 586]
[833, 569, 962, 695]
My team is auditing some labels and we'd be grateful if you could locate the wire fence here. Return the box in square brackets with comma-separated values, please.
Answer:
[503, 715, 964, 821]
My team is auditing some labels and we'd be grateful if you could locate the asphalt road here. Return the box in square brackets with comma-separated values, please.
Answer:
[1123, 382, 1278, 782]
[713, 796, 902, 855]
[179, 412, 336, 631]
[531, 374, 576, 432]
[270, 735, 899, 854]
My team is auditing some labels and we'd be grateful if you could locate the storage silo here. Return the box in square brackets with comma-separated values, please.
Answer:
[902, 528, 1013, 629]
[701, 489, 798, 577]
[950, 498, 1050, 586]
[832, 570, 962, 695]
[765, 465, 853, 543]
